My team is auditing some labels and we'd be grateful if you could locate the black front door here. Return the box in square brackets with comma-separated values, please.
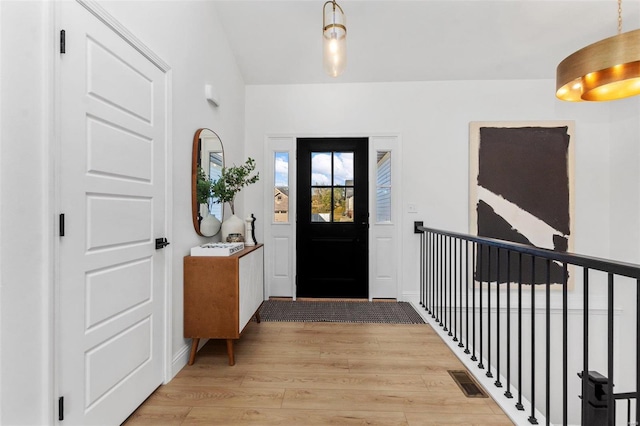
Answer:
[296, 137, 369, 298]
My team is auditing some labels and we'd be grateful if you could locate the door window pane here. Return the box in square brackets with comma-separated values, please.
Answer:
[376, 151, 391, 222]
[311, 152, 331, 185]
[333, 187, 354, 222]
[311, 188, 331, 222]
[332, 152, 354, 185]
[274, 152, 289, 223]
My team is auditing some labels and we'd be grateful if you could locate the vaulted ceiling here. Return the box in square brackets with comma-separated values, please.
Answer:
[213, 0, 640, 85]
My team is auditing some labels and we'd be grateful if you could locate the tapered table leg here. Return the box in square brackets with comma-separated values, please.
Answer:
[188, 338, 200, 365]
[226, 339, 235, 366]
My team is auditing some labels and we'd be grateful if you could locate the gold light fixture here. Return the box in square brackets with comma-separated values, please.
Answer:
[323, 0, 346, 77]
[556, 0, 640, 102]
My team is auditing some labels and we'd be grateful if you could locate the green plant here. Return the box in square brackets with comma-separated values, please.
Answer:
[196, 167, 213, 205]
[210, 157, 259, 215]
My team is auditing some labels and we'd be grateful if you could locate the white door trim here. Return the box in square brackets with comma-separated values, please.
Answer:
[263, 133, 402, 301]
[53, 0, 173, 421]
[75, 0, 170, 71]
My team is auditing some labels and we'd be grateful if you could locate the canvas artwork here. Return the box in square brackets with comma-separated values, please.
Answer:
[469, 122, 575, 286]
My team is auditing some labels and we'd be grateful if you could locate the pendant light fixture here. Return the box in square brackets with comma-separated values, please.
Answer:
[323, 0, 347, 77]
[556, 0, 640, 102]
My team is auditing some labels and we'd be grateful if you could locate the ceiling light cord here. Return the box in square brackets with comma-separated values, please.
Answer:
[618, 0, 622, 34]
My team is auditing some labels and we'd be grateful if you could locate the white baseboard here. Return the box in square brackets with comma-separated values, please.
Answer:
[170, 338, 209, 380]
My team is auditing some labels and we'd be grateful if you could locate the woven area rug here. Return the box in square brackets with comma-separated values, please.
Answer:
[257, 300, 425, 324]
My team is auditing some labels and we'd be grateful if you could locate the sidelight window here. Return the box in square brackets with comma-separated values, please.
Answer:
[376, 151, 391, 223]
[273, 152, 289, 223]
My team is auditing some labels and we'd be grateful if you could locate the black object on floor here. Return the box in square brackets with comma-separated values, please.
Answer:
[257, 300, 425, 324]
[448, 370, 488, 398]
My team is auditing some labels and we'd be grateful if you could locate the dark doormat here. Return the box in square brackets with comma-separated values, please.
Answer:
[257, 300, 425, 324]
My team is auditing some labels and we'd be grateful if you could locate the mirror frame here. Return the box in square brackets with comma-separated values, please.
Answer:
[192, 128, 224, 236]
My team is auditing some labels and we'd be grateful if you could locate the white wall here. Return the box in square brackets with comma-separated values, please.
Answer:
[0, 1, 246, 424]
[607, 99, 640, 404]
[245, 80, 635, 300]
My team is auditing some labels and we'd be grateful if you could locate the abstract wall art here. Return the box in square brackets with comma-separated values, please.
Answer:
[469, 121, 575, 286]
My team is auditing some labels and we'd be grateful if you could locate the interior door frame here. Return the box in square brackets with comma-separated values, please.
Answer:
[263, 133, 402, 301]
[52, 0, 173, 419]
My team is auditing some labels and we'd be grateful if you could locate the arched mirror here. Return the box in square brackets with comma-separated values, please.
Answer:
[192, 128, 224, 236]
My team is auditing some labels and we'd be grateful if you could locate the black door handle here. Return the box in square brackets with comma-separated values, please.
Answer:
[155, 237, 170, 250]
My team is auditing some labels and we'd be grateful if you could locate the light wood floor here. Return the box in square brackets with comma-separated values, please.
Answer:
[123, 321, 514, 425]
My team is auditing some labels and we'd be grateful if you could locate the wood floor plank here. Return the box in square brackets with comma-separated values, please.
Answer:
[405, 411, 515, 425]
[349, 356, 464, 374]
[203, 339, 323, 359]
[211, 355, 351, 372]
[241, 371, 428, 391]
[125, 320, 513, 425]
[320, 345, 456, 359]
[143, 385, 285, 408]
[122, 406, 191, 425]
[182, 407, 409, 425]
[281, 388, 495, 414]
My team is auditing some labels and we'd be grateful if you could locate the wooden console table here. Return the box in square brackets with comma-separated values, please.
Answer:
[184, 244, 264, 365]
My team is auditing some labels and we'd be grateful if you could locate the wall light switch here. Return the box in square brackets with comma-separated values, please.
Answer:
[408, 203, 418, 213]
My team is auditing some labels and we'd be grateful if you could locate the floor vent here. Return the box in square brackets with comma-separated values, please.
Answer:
[448, 370, 488, 398]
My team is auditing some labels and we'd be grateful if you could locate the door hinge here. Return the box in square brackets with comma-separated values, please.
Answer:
[60, 30, 66, 54]
[59, 213, 65, 237]
[58, 396, 64, 421]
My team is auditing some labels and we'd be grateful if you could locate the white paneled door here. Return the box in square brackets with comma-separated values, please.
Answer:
[57, 2, 169, 424]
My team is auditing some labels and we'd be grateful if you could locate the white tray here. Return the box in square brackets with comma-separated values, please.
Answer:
[190, 242, 244, 257]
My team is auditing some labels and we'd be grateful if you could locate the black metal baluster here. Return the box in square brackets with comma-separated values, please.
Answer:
[495, 248, 502, 387]
[443, 235, 447, 330]
[505, 250, 513, 398]
[420, 231, 424, 307]
[427, 233, 432, 315]
[637, 278, 640, 426]
[459, 239, 465, 348]
[435, 234, 440, 321]
[487, 245, 492, 378]
[479, 244, 484, 370]
[425, 232, 433, 313]
[516, 252, 524, 411]
[607, 273, 614, 426]
[445, 236, 450, 334]
[582, 268, 589, 424]
[563, 262, 568, 426]
[545, 258, 551, 426]
[472, 243, 477, 362]
[431, 233, 436, 318]
[447, 236, 453, 336]
[438, 235, 445, 327]
[465, 240, 471, 355]
[529, 256, 538, 425]
[440, 234, 444, 327]
[453, 238, 459, 342]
